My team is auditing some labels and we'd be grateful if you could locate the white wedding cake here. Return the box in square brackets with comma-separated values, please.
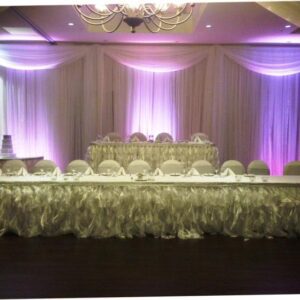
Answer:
[0, 135, 16, 158]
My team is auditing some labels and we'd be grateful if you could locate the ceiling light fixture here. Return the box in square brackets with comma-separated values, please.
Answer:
[205, 24, 212, 28]
[285, 24, 291, 28]
[68, 22, 75, 26]
[74, 2, 195, 33]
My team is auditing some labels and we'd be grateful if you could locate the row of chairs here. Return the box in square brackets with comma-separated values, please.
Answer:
[2, 159, 300, 176]
[100, 132, 210, 143]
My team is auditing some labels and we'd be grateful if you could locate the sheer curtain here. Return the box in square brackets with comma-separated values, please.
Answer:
[102, 55, 209, 141]
[4, 60, 85, 169]
[0, 44, 300, 173]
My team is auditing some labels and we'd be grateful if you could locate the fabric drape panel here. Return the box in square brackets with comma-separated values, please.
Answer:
[3, 60, 85, 169]
[0, 44, 300, 173]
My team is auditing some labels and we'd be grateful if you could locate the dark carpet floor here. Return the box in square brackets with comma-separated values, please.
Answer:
[0, 233, 299, 298]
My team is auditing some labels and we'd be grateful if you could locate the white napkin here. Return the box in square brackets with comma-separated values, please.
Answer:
[84, 167, 94, 175]
[220, 168, 236, 177]
[186, 168, 200, 176]
[154, 168, 164, 176]
[52, 167, 62, 176]
[117, 167, 126, 176]
[130, 136, 140, 143]
[193, 136, 205, 144]
[162, 137, 172, 143]
[17, 167, 28, 176]
[103, 136, 110, 142]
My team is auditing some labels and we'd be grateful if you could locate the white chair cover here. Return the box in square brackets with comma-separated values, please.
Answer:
[220, 160, 245, 175]
[192, 160, 215, 175]
[98, 160, 121, 174]
[247, 160, 270, 175]
[284, 161, 300, 175]
[191, 132, 209, 142]
[161, 159, 184, 174]
[66, 160, 90, 173]
[129, 132, 147, 142]
[2, 159, 27, 173]
[127, 160, 151, 174]
[155, 132, 173, 143]
[32, 159, 57, 173]
[103, 132, 122, 142]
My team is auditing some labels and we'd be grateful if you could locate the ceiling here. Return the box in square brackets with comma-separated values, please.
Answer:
[0, 2, 300, 45]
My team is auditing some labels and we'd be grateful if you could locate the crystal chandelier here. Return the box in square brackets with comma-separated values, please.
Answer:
[74, 2, 195, 33]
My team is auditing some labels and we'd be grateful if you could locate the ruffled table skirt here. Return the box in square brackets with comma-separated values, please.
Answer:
[0, 181, 300, 239]
[86, 142, 219, 171]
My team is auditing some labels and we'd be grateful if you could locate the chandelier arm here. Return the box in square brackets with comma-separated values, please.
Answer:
[142, 4, 163, 17]
[85, 5, 114, 17]
[147, 17, 177, 30]
[155, 9, 193, 26]
[143, 19, 161, 33]
[101, 16, 124, 33]
[75, 6, 114, 21]
[105, 4, 127, 15]
[77, 12, 119, 26]
[155, 4, 191, 20]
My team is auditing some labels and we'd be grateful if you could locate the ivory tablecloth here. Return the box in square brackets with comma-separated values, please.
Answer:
[0, 174, 299, 239]
[86, 142, 219, 171]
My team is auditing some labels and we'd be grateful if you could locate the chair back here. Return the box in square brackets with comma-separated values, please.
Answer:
[221, 160, 245, 175]
[161, 160, 184, 174]
[32, 160, 57, 173]
[66, 160, 90, 173]
[129, 132, 147, 142]
[98, 160, 121, 174]
[247, 160, 270, 175]
[127, 160, 151, 174]
[192, 160, 215, 175]
[2, 159, 27, 173]
[155, 132, 173, 143]
[191, 132, 209, 142]
[104, 132, 122, 142]
[284, 161, 300, 175]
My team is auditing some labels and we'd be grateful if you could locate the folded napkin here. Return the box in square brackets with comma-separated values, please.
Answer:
[117, 167, 126, 176]
[192, 136, 205, 144]
[52, 167, 62, 176]
[162, 137, 173, 143]
[130, 136, 140, 143]
[186, 168, 200, 176]
[17, 167, 28, 176]
[103, 136, 110, 142]
[220, 168, 236, 177]
[84, 167, 94, 175]
[154, 168, 164, 176]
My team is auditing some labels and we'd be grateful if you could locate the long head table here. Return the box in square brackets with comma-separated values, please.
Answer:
[0, 174, 299, 239]
[86, 142, 219, 171]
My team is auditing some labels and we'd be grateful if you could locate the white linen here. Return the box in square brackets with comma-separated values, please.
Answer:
[0, 175, 299, 239]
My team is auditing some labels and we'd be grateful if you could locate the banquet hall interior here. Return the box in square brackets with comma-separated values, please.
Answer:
[0, 0, 300, 298]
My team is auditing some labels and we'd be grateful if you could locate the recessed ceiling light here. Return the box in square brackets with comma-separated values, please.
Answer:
[285, 24, 291, 28]
[68, 22, 74, 26]
[205, 24, 212, 29]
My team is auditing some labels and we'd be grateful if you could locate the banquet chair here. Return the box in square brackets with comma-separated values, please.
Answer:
[284, 161, 300, 175]
[191, 132, 209, 142]
[32, 160, 57, 173]
[220, 160, 245, 175]
[192, 160, 215, 175]
[66, 160, 90, 173]
[104, 132, 122, 142]
[161, 159, 184, 175]
[247, 160, 270, 175]
[129, 132, 147, 142]
[127, 159, 151, 174]
[98, 160, 121, 174]
[155, 132, 173, 143]
[2, 159, 27, 173]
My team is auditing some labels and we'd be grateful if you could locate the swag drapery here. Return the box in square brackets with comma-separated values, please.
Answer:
[0, 44, 300, 174]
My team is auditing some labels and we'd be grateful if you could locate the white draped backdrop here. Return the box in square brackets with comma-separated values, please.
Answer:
[0, 44, 300, 174]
